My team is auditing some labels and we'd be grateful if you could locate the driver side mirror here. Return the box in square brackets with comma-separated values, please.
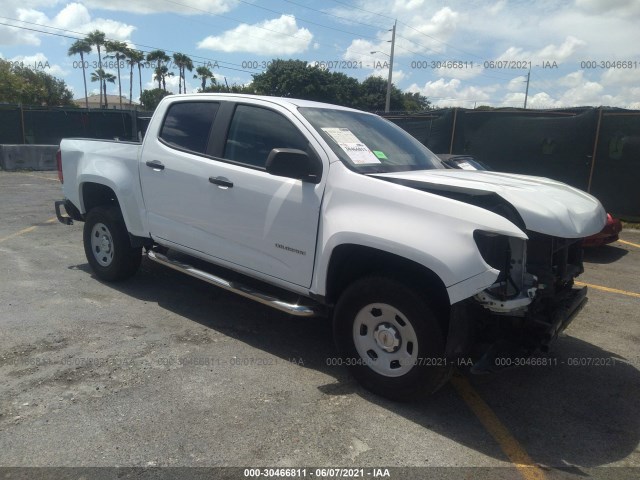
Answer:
[265, 148, 322, 184]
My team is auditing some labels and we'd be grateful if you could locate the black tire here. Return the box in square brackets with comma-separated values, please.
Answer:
[333, 276, 453, 401]
[83, 205, 141, 281]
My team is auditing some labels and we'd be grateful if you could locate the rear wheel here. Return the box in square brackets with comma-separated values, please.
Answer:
[333, 276, 452, 400]
[83, 206, 141, 281]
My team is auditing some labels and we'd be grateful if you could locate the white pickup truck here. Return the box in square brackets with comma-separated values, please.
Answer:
[55, 93, 606, 400]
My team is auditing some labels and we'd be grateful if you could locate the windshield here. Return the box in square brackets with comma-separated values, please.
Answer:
[299, 107, 443, 173]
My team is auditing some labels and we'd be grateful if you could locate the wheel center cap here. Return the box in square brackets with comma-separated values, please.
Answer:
[100, 236, 111, 253]
[374, 323, 400, 352]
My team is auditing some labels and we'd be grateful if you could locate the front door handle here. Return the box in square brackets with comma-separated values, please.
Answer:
[145, 160, 165, 170]
[209, 176, 233, 189]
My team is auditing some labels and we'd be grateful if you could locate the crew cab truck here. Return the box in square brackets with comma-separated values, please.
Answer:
[55, 94, 606, 400]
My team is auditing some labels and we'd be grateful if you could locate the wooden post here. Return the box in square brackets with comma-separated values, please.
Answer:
[587, 107, 603, 193]
[449, 108, 458, 154]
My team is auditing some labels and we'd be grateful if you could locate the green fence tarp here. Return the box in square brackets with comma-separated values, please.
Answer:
[387, 107, 640, 218]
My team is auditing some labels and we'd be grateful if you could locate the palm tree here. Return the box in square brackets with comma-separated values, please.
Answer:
[85, 30, 106, 106]
[154, 65, 173, 92]
[182, 55, 194, 93]
[194, 65, 215, 91]
[172, 53, 194, 94]
[105, 40, 128, 109]
[91, 68, 116, 108]
[126, 49, 145, 107]
[146, 50, 170, 90]
[67, 39, 92, 108]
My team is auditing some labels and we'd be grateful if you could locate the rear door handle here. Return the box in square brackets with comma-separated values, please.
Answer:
[209, 176, 233, 189]
[145, 160, 165, 170]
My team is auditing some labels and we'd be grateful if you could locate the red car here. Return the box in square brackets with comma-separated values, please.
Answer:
[582, 213, 622, 247]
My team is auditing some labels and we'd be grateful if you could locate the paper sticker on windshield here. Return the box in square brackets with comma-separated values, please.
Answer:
[322, 127, 361, 144]
[373, 150, 387, 159]
[322, 128, 381, 164]
[456, 161, 475, 170]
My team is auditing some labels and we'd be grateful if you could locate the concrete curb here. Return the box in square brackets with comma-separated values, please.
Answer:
[0, 145, 58, 171]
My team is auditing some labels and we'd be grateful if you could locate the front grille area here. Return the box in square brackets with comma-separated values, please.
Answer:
[526, 232, 584, 294]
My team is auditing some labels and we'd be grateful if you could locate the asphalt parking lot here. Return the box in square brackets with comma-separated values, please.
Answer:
[0, 170, 638, 479]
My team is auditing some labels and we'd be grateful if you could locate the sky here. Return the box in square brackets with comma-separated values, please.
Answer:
[1, 0, 639, 109]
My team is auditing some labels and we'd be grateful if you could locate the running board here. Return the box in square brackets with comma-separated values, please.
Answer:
[146, 250, 321, 317]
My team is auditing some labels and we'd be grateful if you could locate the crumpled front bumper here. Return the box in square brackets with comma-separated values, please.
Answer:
[539, 285, 588, 348]
[471, 287, 587, 373]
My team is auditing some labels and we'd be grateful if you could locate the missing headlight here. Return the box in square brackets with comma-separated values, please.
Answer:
[473, 231, 511, 272]
[474, 232, 537, 313]
[474, 231, 533, 301]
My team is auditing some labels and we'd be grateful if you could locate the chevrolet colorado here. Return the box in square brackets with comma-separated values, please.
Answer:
[55, 94, 606, 400]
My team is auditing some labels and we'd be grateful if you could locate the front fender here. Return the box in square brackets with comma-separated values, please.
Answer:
[311, 163, 527, 305]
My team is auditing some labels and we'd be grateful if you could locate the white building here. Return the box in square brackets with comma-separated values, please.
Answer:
[74, 94, 139, 110]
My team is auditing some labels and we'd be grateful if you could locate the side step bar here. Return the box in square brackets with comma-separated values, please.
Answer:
[146, 250, 321, 317]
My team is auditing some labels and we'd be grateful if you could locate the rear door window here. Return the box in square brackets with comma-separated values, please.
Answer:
[159, 102, 219, 155]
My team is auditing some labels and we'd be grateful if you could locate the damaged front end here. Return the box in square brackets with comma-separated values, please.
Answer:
[472, 231, 538, 314]
[449, 230, 589, 373]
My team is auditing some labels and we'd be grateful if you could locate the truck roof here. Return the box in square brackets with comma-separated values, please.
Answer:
[160, 93, 366, 113]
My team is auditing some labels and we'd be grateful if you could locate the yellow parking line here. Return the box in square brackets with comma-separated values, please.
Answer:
[575, 281, 640, 299]
[0, 226, 38, 244]
[618, 239, 640, 249]
[451, 375, 547, 480]
[0, 217, 58, 244]
[15, 172, 59, 182]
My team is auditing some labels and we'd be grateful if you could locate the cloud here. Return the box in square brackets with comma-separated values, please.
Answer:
[393, 0, 427, 13]
[343, 6, 461, 63]
[55, 3, 135, 40]
[536, 36, 586, 62]
[398, 6, 460, 54]
[197, 15, 312, 55]
[51, 3, 90, 28]
[0, 3, 136, 46]
[404, 70, 640, 109]
[497, 36, 586, 64]
[10, 52, 67, 77]
[558, 80, 604, 105]
[407, 78, 493, 108]
[341, 6, 471, 85]
[0, 5, 47, 45]
[600, 67, 640, 87]
[501, 68, 640, 109]
[575, 0, 640, 18]
[334, 0, 639, 109]
[431, 63, 485, 80]
[80, 0, 238, 15]
[343, 39, 385, 63]
[488, 0, 507, 15]
[368, 68, 406, 83]
[501, 91, 559, 109]
[329, 0, 443, 21]
[143, 69, 198, 94]
[506, 75, 527, 92]
[405, 68, 640, 110]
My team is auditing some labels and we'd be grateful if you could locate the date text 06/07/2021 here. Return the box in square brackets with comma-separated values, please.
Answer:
[243, 468, 391, 478]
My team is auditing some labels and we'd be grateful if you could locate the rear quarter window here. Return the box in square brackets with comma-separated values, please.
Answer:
[159, 102, 219, 154]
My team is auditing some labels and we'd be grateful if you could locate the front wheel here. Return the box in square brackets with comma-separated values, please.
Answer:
[333, 276, 452, 400]
[83, 206, 141, 281]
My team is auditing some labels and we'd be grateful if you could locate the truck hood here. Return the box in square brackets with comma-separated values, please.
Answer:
[372, 170, 607, 238]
